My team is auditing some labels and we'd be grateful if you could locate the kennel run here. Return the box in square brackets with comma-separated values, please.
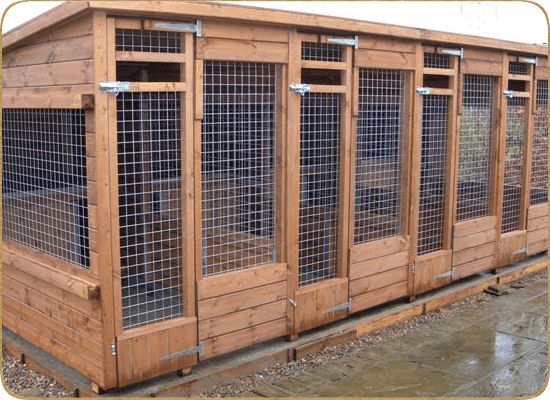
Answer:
[2, 1, 548, 392]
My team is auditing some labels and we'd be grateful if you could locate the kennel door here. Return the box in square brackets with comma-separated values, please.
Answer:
[107, 18, 198, 387]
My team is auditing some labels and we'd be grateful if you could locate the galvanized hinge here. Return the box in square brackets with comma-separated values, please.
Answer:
[153, 19, 202, 36]
[518, 56, 537, 66]
[411, 262, 416, 274]
[439, 47, 464, 59]
[503, 90, 515, 99]
[433, 270, 453, 280]
[416, 87, 432, 96]
[289, 298, 297, 307]
[327, 35, 359, 49]
[290, 83, 311, 96]
[325, 298, 352, 314]
[111, 342, 117, 356]
[160, 342, 204, 362]
[99, 80, 131, 96]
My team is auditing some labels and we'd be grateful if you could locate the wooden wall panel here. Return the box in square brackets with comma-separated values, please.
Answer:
[527, 204, 548, 256]
[196, 37, 288, 63]
[197, 264, 287, 360]
[498, 230, 528, 267]
[413, 250, 453, 295]
[2, 245, 104, 386]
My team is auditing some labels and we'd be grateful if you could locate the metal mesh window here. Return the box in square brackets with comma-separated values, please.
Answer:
[502, 97, 526, 233]
[299, 93, 341, 285]
[301, 42, 342, 62]
[117, 92, 183, 330]
[424, 53, 451, 69]
[201, 61, 277, 277]
[354, 69, 405, 244]
[530, 80, 548, 205]
[457, 75, 496, 221]
[508, 62, 528, 75]
[115, 28, 181, 53]
[2, 109, 89, 268]
[418, 95, 449, 255]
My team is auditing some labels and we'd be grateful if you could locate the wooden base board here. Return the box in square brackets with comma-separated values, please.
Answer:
[3, 254, 547, 396]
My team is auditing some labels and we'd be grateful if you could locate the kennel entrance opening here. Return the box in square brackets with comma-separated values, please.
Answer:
[109, 19, 198, 387]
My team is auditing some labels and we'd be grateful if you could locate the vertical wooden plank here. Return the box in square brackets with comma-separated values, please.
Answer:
[348, 67, 359, 248]
[182, 32, 196, 320]
[443, 55, 459, 248]
[400, 70, 414, 239]
[275, 64, 288, 262]
[520, 65, 535, 230]
[489, 75, 502, 216]
[193, 54, 204, 283]
[194, 59, 203, 121]
[93, 11, 118, 390]
[86, 107, 100, 277]
[495, 55, 510, 241]
[407, 42, 424, 298]
[336, 45, 353, 278]
[285, 30, 301, 336]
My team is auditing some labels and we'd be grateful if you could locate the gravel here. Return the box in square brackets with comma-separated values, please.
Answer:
[2, 350, 71, 397]
[2, 270, 546, 397]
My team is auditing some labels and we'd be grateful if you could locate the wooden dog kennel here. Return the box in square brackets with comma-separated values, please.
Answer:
[2, 1, 548, 391]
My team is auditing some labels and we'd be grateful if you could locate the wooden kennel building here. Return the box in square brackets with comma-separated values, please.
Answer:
[2, 1, 548, 391]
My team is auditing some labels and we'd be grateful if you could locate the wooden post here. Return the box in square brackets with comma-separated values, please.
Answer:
[92, 11, 118, 390]
[519, 65, 535, 230]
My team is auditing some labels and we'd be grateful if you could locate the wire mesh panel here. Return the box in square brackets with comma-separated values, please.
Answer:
[502, 97, 526, 234]
[117, 92, 183, 330]
[354, 69, 406, 244]
[418, 95, 449, 255]
[301, 42, 342, 62]
[457, 75, 496, 221]
[2, 109, 89, 268]
[530, 80, 548, 205]
[201, 61, 277, 277]
[508, 62, 528, 75]
[424, 53, 451, 69]
[115, 28, 181, 53]
[299, 93, 341, 285]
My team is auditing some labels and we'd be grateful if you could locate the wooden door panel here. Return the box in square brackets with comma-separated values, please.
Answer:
[413, 250, 452, 295]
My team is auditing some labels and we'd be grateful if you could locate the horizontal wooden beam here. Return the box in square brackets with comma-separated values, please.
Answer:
[508, 73, 532, 81]
[301, 60, 348, 71]
[2, 88, 93, 109]
[115, 51, 187, 63]
[423, 67, 456, 76]
[309, 84, 347, 93]
[127, 82, 187, 92]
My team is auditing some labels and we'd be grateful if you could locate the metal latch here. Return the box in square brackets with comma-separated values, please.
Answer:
[111, 342, 117, 356]
[433, 271, 453, 280]
[290, 83, 311, 96]
[99, 80, 131, 96]
[518, 56, 537, 65]
[325, 299, 352, 314]
[439, 47, 464, 59]
[160, 342, 203, 362]
[327, 35, 359, 49]
[154, 19, 202, 36]
[503, 90, 515, 99]
[416, 87, 432, 96]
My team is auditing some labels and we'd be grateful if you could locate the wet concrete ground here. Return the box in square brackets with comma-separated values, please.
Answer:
[250, 275, 548, 397]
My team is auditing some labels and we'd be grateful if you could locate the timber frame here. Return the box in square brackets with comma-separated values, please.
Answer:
[2, 1, 548, 392]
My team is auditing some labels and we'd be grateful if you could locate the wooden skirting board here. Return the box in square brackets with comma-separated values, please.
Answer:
[3, 254, 546, 397]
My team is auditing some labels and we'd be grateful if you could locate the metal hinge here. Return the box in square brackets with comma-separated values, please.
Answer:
[153, 19, 202, 36]
[289, 298, 297, 307]
[416, 87, 432, 96]
[518, 56, 537, 66]
[512, 247, 527, 256]
[111, 342, 117, 356]
[411, 262, 416, 274]
[290, 83, 311, 96]
[439, 47, 464, 59]
[327, 35, 359, 49]
[99, 80, 131, 96]
[433, 270, 453, 280]
[503, 90, 515, 99]
[160, 342, 204, 362]
[325, 298, 352, 314]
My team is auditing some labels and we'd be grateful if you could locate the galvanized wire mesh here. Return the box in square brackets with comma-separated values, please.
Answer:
[201, 61, 277, 277]
[2, 109, 89, 268]
[424, 53, 451, 69]
[502, 97, 526, 233]
[115, 28, 181, 53]
[418, 95, 449, 255]
[299, 93, 341, 285]
[354, 68, 405, 244]
[530, 80, 548, 205]
[457, 75, 495, 221]
[302, 42, 342, 62]
[117, 91, 183, 330]
[508, 62, 528, 75]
